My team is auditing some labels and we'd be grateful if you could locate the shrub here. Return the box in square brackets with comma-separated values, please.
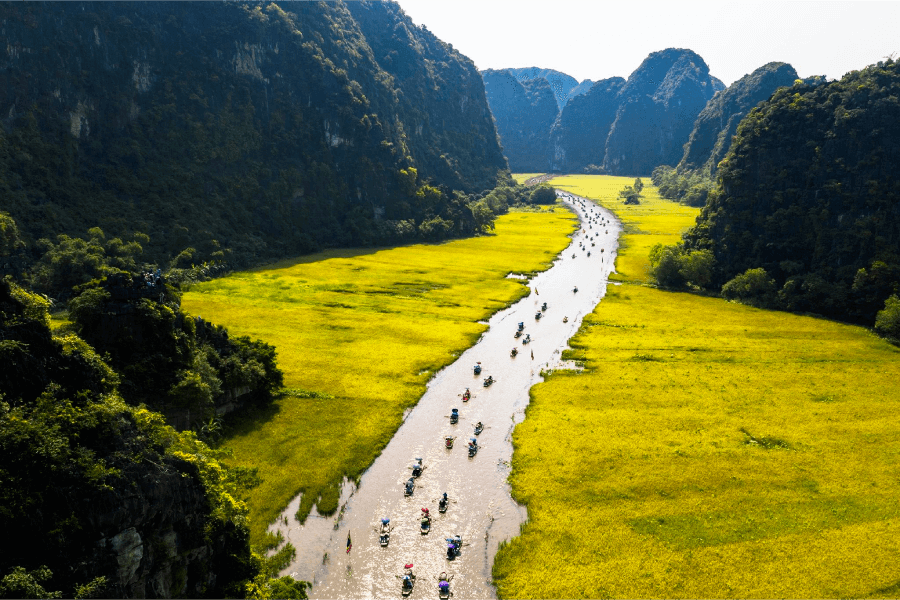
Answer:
[722, 268, 777, 306]
[528, 184, 558, 205]
[874, 294, 900, 339]
[649, 245, 715, 289]
[649, 244, 685, 288]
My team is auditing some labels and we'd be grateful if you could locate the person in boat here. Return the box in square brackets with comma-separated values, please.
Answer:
[563, 316, 568, 323]
[381, 517, 391, 532]
[440, 492, 449, 507]
[475, 421, 483, 432]
[463, 387, 470, 399]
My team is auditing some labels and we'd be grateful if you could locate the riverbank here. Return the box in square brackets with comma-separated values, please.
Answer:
[180, 208, 578, 546]
[273, 193, 622, 597]
[492, 175, 900, 598]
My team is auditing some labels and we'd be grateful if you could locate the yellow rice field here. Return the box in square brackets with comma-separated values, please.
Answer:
[492, 175, 900, 598]
[181, 208, 577, 545]
[512, 173, 544, 184]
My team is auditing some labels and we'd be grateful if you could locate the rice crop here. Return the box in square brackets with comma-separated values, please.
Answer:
[180, 208, 577, 545]
[512, 173, 545, 184]
[493, 175, 900, 598]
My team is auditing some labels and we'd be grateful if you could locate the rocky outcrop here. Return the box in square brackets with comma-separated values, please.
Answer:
[603, 48, 719, 175]
[549, 77, 625, 172]
[77, 447, 223, 598]
[482, 69, 559, 172]
[505, 67, 592, 109]
[482, 51, 724, 176]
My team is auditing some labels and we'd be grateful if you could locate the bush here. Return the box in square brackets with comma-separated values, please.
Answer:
[649, 244, 685, 288]
[528, 184, 558, 205]
[722, 268, 777, 306]
[874, 295, 900, 339]
[679, 249, 715, 288]
[649, 245, 715, 289]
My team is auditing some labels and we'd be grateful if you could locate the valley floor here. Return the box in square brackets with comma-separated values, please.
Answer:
[180, 208, 577, 546]
[492, 176, 900, 598]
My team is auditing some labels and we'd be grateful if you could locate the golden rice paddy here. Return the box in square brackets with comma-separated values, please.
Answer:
[492, 175, 900, 598]
[180, 208, 577, 545]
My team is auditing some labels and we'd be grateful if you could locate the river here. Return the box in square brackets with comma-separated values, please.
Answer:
[272, 193, 621, 599]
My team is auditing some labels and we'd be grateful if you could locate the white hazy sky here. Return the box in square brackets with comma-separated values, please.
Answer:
[393, 0, 900, 86]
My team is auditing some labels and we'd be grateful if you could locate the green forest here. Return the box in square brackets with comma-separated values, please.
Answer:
[650, 59, 900, 338]
[0, 1, 511, 276]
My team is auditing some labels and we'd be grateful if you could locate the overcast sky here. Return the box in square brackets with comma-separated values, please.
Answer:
[393, 0, 900, 86]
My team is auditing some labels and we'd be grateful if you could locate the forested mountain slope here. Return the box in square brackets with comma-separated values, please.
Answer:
[653, 62, 799, 205]
[684, 59, 900, 324]
[678, 62, 798, 176]
[481, 69, 559, 172]
[0, 280, 279, 598]
[0, 1, 508, 268]
[549, 78, 625, 172]
[603, 48, 719, 175]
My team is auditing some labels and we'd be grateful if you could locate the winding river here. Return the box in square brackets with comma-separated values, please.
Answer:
[272, 194, 621, 599]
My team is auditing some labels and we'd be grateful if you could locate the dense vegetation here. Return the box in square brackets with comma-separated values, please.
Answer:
[681, 59, 900, 328]
[481, 69, 559, 172]
[651, 62, 799, 206]
[0, 278, 302, 598]
[0, 1, 509, 274]
[494, 175, 900, 598]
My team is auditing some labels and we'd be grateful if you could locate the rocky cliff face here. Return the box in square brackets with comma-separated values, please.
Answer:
[549, 77, 625, 172]
[0, 1, 507, 265]
[603, 48, 719, 175]
[482, 50, 722, 176]
[482, 69, 558, 172]
[678, 62, 798, 176]
[505, 67, 592, 109]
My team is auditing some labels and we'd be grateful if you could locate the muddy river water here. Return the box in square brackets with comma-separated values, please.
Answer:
[272, 194, 621, 599]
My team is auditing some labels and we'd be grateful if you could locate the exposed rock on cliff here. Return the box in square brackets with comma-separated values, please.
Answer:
[549, 77, 625, 172]
[481, 69, 558, 172]
[603, 48, 719, 175]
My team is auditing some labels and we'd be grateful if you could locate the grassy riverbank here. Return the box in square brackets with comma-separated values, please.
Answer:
[493, 175, 900, 598]
[181, 208, 577, 545]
